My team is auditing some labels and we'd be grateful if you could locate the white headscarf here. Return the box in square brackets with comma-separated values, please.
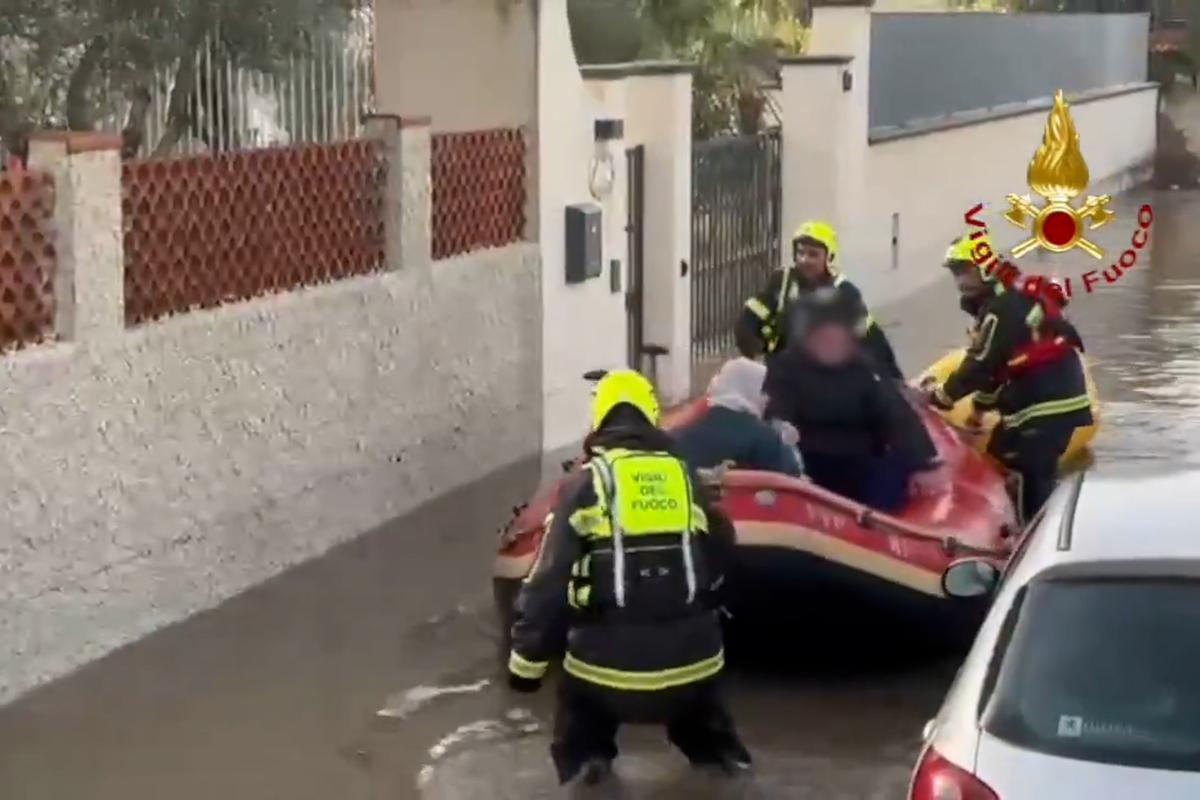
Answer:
[706, 358, 768, 417]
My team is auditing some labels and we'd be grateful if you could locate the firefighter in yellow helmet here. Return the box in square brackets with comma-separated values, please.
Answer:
[923, 233, 1090, 524]
[735, 220, 903, 379]
[507, 369, 750, 786]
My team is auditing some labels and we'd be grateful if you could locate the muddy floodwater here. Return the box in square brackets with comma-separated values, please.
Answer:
[4, 185, 1200, 799]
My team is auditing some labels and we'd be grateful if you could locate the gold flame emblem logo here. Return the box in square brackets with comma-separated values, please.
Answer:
[1003, 89, 1113, 259]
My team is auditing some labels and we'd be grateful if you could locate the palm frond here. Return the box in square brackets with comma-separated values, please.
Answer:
[569, 0, 811, 138]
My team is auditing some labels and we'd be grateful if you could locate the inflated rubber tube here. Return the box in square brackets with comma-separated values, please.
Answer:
[916, 349, 1101, 469]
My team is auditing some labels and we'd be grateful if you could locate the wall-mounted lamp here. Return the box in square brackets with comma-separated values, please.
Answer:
[589, 118, 624, 201]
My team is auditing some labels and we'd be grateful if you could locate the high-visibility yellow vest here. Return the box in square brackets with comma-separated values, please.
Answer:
[508, 448, 725, 692]
[566, 448, 709, 613]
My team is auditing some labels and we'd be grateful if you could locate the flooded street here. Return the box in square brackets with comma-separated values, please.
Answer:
[5, 177, 1200, 799]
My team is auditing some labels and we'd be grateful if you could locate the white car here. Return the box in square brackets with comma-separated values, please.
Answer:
[910, 468, 1200, 799]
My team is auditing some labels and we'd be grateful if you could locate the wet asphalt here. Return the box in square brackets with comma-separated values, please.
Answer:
[4, 102, 1200, 799]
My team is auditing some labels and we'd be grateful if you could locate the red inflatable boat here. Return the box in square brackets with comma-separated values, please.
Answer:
[493, 393, 1019, 654]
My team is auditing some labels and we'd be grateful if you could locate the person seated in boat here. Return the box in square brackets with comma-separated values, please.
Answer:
[923, 233, 1092, 526]
[734, 220, 903, 380]
[672, 357, 803, 477]
[763, 288, 947, 511]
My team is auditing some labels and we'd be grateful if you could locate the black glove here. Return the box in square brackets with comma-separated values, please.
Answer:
[925, 384, 956, 411]
[508, 673, 542, 694]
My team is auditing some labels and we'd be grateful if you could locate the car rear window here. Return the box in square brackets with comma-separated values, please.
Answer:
[982, 577, 1200, 772]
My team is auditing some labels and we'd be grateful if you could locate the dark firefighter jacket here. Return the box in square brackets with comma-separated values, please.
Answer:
[764, 347, 939, 470]
[936, 286, 1092, 431]
[735, 267, 903, 380]
[508, 423, 736, 693]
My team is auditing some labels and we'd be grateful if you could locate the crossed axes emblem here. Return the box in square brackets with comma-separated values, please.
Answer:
[1002, 193, 1115, 260]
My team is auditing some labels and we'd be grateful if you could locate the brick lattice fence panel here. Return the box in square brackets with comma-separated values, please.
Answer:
[431, 128, 527, 260]
[122, 140, 387, 325]
[0, 169, 57, 351]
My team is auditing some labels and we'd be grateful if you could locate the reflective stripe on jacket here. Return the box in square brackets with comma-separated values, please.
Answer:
[941, 287, 1092, 429]
[737, 268, 903, 378]
[565, 448, 709, 610]
[561, 448, 722, 690]
[508, 428, 729, 694]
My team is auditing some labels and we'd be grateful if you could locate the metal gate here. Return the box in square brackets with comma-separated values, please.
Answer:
[626, 146, 645, 369]
[690, 129, 782, 364]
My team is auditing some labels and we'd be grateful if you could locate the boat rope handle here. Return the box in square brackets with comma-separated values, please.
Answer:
[640, 463, 1008, 560]
[856, 508, 1009, 558]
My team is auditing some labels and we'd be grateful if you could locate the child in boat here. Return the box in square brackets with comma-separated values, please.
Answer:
[764, 288, 947, 510]
[672, 357, 803, 477]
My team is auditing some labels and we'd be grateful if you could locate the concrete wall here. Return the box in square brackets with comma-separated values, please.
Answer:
[0, 246, 541, 706]
[374, 0, 537, 133]
[782, 5, 873, 269]
[537, 0, 630, 455]
[1, 128, 543, 706]
[870, 12, 1150, 130]
[785, 5, 1159, 321]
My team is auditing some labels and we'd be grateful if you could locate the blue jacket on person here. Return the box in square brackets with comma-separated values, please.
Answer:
[672, 405, 803, 477]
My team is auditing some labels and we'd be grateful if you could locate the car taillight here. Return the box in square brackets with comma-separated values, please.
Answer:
[911, 746, 999, 800]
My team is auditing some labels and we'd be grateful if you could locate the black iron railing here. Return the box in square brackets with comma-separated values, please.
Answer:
[626, 145, 645, 370]
[690, 128, 782, 363]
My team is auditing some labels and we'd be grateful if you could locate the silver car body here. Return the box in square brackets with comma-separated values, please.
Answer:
[916, 468, 1200, 798]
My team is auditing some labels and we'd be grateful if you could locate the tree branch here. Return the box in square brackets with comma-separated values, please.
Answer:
[121, 84, 153, 158]
[65, 35, 109, 130]
[153, 53, 197, 157]
[0, 67, 29, 160]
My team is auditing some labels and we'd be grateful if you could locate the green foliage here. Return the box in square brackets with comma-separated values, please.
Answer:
[0, 0, 361, 157]
[569, 0, 809, 140]
[568, 0, 652, 63]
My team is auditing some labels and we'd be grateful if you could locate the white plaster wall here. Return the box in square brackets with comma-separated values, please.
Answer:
[808, 9, 872, 233]
[780, 60, 855, 267]
[624, 74, 692, 405]
[45, 147, 125, 340]
[585, 69, 693, 405]
[0, 245, 541, 705]
[809, 7, 874, 63]
[853, 86, 1160, 310]
[538, 0, 629, 453]
[375, 0, 536, 133]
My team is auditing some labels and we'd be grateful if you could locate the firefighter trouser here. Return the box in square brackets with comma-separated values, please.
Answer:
[550, 673, 749, 784]
[988, 420, 1076, 525]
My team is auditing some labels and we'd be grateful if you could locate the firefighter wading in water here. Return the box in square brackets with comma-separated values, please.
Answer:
[924, 234, 1092, 524]
[735, 219, 904, 379]
[506, 370, 751, 786]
